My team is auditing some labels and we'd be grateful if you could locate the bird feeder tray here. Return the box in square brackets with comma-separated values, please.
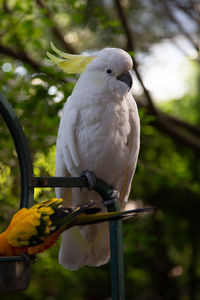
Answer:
[0, 256, 31, 292]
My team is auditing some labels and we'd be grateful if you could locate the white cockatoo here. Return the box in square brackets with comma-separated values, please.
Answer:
[47, 43, 140, 270]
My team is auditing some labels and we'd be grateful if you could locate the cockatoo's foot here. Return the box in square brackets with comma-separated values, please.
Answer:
[104, 189, 120, 207]
[81, 170, 96, 190]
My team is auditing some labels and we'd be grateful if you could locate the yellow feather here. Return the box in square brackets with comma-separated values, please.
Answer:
[46, 52, 65, 64]
[39, 206, 54, 215]
[50, 42, 80, 59]
[47, 42, 97, 74]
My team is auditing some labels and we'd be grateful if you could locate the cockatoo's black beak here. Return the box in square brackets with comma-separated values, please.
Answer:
[116, 71, 132, 89]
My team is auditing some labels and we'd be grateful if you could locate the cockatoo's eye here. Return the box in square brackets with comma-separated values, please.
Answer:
[106, 69, 112, 74]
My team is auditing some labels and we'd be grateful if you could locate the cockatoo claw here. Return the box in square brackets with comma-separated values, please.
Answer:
[81, 170, 96, 190]
[104, 190, 120, 207]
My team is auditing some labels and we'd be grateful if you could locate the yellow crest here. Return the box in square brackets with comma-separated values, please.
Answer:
[46, 42, 97, 74]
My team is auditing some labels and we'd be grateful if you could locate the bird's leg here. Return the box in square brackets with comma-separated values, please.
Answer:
[103, 190, 120, 207]
[81, 170, 96, 190]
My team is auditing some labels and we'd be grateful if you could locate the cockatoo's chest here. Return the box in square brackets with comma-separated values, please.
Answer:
[73, 100, 131, 179]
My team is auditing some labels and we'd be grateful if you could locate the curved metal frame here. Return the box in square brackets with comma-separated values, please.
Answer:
[0, 93, 34, 208]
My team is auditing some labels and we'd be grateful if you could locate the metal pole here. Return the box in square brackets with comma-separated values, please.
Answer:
[107, 203, 125, 300]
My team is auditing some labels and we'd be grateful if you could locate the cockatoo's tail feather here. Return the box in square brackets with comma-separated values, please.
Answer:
[46, 42, 97, 74]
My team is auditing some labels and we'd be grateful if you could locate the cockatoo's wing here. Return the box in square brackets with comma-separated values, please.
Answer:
[58, 100, 80, 170]
[118, 94, 140, 207]
[61, 110, 80, 171]
[55, 97, 80, 203]
[55, 125, 71, 202]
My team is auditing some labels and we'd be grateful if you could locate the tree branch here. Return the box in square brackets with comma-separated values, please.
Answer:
[135, 98, 200, 155]
[155, 112, 200, 154]
[159, 111, 200, 137]
[161, 0, 199, 52]
[114, 0, 156, 113]
[35, 0, 77, 54]
[114, 0, 134, 50]
[0, 44, 42, 72]
[174, 1, 200, 25]
[0, 43, 69, 84]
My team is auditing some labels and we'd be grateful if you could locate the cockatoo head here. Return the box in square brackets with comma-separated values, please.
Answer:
[86, 48, 133, 98]
[47, 44, 133, 100]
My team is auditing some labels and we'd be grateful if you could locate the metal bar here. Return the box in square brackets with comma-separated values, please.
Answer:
[107, 202, 125, 300]
[32, 176, 88, 188]
[31, 176, 114, 197]
[0, 256, 28, 262]
[0, 93, 34, 208]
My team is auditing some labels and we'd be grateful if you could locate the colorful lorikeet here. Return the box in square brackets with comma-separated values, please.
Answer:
[0, 198, 150, 257]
